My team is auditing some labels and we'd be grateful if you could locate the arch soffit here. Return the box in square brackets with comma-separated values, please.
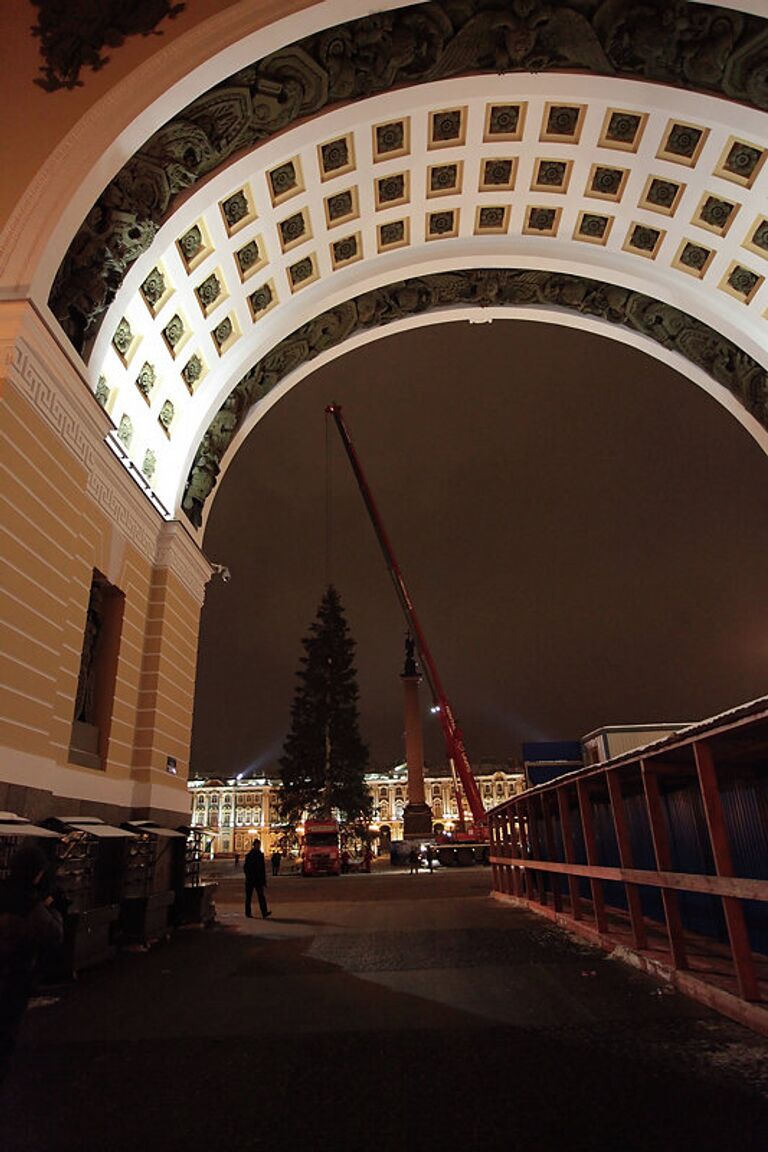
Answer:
[4, 0, 766, 294]
[81, 69, 768, 525]
[12, 2, 768, 527]
[48, 0, 768, 354]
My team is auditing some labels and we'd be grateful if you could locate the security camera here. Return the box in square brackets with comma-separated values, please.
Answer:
[210, 563, 232, 584]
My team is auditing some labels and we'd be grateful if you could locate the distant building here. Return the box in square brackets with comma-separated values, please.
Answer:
[522, 741, 584, 787]
[581, 723, 692, 766]
[188, 760, 525, 857]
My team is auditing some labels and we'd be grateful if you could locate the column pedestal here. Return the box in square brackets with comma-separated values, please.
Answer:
[403, 802, 434, 838]
[401, 664, 432, 839]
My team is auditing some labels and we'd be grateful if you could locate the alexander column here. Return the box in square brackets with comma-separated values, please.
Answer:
[401, 636, 433, 839]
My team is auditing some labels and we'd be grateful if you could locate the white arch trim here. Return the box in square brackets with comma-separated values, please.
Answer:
[198, 304, 768, 537]
[0, 4, 765, 530]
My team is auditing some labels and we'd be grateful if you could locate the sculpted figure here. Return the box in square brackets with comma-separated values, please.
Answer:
[392, 8, 454, 81]
[314, 24, 362, 99]
[624, 295, 687, 348]
[496, 271, 545, 307]
[680, 8, 743, 89]
[723, 26, 768, 107]
[393, 278, 435, 315]
[675, 326, 768, 422]
[538, 272, 590, 311]
[182, 440, 220, 528]
[257, 45, 329, 120]
[306, 301, 358, 354]
[471, 271, 503, 307]
[431, 271, 477, 306]
[260, 337, 312, 391]
[356, 288, 397, 328]
[238, 365, 269, 410]
[206, 404, 239, 457]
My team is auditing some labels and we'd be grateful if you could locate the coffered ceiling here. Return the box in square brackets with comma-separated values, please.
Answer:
[29, 2, 767, 531]
[83, 72, 768, 525]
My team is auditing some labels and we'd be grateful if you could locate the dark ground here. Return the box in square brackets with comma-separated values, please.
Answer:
[2, 868, 767, 1152]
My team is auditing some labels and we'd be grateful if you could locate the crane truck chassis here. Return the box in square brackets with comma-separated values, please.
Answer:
[301, 818, 341, 876]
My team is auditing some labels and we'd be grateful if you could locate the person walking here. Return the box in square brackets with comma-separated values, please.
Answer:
[271, 849, 281, 877]
[243, 839, 271, 919]
[0, 844, 64, 1084]
[408, 846, 420, 875]
[426, 845, 435, 873]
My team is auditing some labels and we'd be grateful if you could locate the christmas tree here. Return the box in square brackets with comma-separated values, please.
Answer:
[279, 585, 371, 824]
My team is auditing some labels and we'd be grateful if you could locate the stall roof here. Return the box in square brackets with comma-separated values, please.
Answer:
[58, 816, 137, 838]
[124, 821, 185, 839]
[0, 812, 60, 838]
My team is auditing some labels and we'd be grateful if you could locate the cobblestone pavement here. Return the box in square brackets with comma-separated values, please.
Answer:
[2, 869, 767, 1151]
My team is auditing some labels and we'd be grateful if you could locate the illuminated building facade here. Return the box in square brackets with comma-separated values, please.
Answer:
[189, 760, 524, 857]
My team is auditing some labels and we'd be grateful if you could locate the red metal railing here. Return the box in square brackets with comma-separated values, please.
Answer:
[489, 699, 768, 1035]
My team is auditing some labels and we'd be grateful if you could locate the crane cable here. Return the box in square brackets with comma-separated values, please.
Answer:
[325, 410, 333, 589]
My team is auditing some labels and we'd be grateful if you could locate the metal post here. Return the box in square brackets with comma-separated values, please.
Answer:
[606, 771, 648, 951]
[518, 799, 536, 902]
[556, 786, 583, 921]
[576, 779, 608, 934]
[540, 793, 562, 912]
[526, 796, 547, 907]
[641, 761, 688, 969]
[509, 807, 524, 897]
[693, 740, 759, 1001]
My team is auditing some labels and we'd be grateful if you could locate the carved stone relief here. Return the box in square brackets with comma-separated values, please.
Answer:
[31, 1, 185, 92]
[48, 1, 768, 356]
[180, 268, 768, 528]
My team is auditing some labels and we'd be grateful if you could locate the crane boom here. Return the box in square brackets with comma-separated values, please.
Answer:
[325, 404, 487, 834]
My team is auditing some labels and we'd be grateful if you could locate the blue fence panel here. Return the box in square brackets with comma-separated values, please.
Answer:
[663, 782, 726, 942]
[591, 797, 626, 911]
[623, 789, 665, 925]
[721, 774, 768, 953]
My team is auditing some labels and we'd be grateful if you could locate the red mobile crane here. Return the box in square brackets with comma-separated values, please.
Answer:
[325, 404, 489, 856]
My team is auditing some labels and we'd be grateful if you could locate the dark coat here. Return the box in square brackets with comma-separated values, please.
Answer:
[1, 845, 63, 983]
[243, 846, 266, 886]
[1, 844, 64, 1083]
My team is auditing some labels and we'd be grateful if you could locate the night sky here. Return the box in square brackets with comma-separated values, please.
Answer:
[191, 320, 768, 779]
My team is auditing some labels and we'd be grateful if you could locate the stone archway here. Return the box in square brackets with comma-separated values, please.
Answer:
[44, 1, 768, 357]
[2, 3, 765, 533]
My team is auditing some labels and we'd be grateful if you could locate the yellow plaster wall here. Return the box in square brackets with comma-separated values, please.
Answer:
[132, 567, 202, 783]
[0, 324, 205, 817]
[0, 374, 88, 762]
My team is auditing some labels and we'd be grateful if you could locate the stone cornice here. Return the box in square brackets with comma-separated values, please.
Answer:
[154, 520, 213, 606]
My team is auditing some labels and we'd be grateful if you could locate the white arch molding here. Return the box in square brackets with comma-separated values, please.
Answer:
[73, 69, 766, 521]
[197, 305, 768, 538]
